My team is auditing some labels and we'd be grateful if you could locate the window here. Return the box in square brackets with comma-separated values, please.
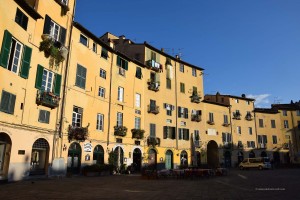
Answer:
[178, 128, 189, 140]
[99, 68, 106, 79]
[75, 64, 86, 89]
[101, 48, 108, 59]
[80, 34, 88, 46]
[247, 141, 255, 148]
[222, 132, 232, 143]
[38, 110, 50, 123]
[296, 110, 300, 116]
[164, 103, 174, 116]
[223, 115, 228, 124]
[271, 120, 276, 128]
[178, 107, 188, 119]
[163, 126, 176, 139]
[150, 51, 156, 61]
[272, 135, 277, 144]
[61, 0, 68, 5]
[235, 99, 239, 103]
[72, 106, 83, 127]
[135, 117, 141, 129]
[116, 56, 128, 70]
[0, 90, 16, 114]
[98, 87, 105, 98]
[209, 112, 214, 122]
[259, 119, 264, 128]
[180, 83, 185, 93]
[238, 141, 243, 148]
[43, 15, 66, 45]
[117, 112, 123, 127]
[35, 65, 61, 96]
[192, 68, 197, 77]
[248, 127, 253, 135]
[237, 126, 241, 134]
[179, 64, 184, 72]
[135, 93, 141, 108]
[284, 120, 289, 128]
[118, 87, 124, 102]
[258, 135, 268, 144]
[150, 123, 156, 137]
[92, 42, 97, 53]
[194, 130, 200, 140]
[282, 110, 287, 116]
[96, 113, 104, 131]
[15, 8, 28, 30]
[135, 67, 142, 79]
[166, 78, 171, 89]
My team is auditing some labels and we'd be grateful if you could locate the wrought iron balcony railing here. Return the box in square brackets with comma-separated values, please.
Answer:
[36, 90, 60, 109]
[148, 105, 160, 114]
[68, 125, 89, 142]
[191, 114, 201, 122]
[131, 129, 145, 139]
[147, 137, 160, 146]
[114, 126, 127, 137]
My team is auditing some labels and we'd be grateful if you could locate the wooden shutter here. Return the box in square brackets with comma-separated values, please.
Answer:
[124, 60, 128, 70]
[59, 26, 66, 45]
[0, 30, 12, 68]
[53, 73, 62, 96]
[178, 106, 181, 118]
[222, 133, 226, 142]
[43, 15, 51, 34]
[228, 133, 232, 142]
[163, 126, 168, 139]
[178, 129, 182, 140]
[184, 108, 188, 119]
[172, 127, 176, 139]
[116, 56, 121, 66]
[258, 135, 262, 143]
[20, 45, 32, 79]
[35, 65, 44, 89]
[9, 93, 16, 114]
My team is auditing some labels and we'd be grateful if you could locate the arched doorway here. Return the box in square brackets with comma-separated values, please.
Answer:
[273, 151, 280, 167]
[180, 150, 188, 168]
[261, 151, 267, 157]
[207, 140, 219, 168]
[196, 151, 201, 167]
[113, 146, 124, 171]
[224, 151, 231, 168]
[0, 133, 12, 182]
[30, 138, 49, 175]
[237, 151, 244, 165]
[148, 149, 157, 170]
[165, 150, 173, 170]
[133, 148, 142, 172]
[93, 145, 104, 165]
[249, 150, 255, 158]
[67, 142, 81, 174]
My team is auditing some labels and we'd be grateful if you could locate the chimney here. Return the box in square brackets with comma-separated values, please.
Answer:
[161, 48, 164, 52]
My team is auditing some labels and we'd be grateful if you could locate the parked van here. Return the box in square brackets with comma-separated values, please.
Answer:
[239, 157, 271, 170]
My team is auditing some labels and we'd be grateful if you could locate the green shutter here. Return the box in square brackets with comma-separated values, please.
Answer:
[43, 15, 51, 34]
[116, 56, 121, 66]
[35, 64, 44, 89]
[9, 93, 16, 114]
[20, 45, 32, 79]
[124, 61, 128, 70]
[54, 73, 62, 96]
[0, 30, 12, 68]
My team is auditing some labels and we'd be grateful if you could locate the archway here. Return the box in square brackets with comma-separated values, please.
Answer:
[207, 140, 219, 168]
[249, 150, 255, 158]
[148, 149, 157, 170]
[196, 151, 201, 167]
[261, 151, 267, 158]
[67, 142, 82, 174]
[273, 151, 280, 167]
[165, 150, 173, 170]
[224, 151, 231, 168]
[113, 146, 124, 171]
[180, 150, 188, 168]
[0, 133, 12, 182]
[237, 151, 244, 165]
[30, 138, 49, 175]
[93, 145, 104, 165]
[133, 148, 142, 172]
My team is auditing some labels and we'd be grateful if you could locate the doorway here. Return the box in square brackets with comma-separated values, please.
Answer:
[67, 142, 81, 174]
[114, 146, 124, 171]
[207, 140, 219, 168]
[133, 148, 142, 172]
[148, 149, 157, 170]
[165, 150, 173, 170]
[93, 145, 104, 165]
[30, 138, 49, 175]
[0, 133, 11, 182]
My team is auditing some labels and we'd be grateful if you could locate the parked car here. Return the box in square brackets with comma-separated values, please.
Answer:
[239, 157, 271, 170]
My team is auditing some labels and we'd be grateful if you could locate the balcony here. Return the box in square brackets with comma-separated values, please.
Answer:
[68, 125, 89, 142]
[258, 143, 267, 149]
[147, 137, 160, 146]
[207, 120, 215, 125]
[146, 59, 162, 72]
[191, 114, 201, 122]
[114, 126, 127, 137]
[148, 105, 160, 114]
[245, 114, 253, 121]
[36, 90, 60, 109]
[190, 94, 201, 104]
[222, 123, 230, 127]
[147, 80, 160, 92]
[131, 129, 145, 139]
[233, 112, 241, 120]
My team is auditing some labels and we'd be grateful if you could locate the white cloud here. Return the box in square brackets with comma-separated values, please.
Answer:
[247, 94, 271, 108]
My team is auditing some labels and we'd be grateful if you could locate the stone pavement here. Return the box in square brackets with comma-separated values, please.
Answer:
[1, 168, 300, 200]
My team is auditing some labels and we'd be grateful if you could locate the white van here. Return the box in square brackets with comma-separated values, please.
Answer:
[239, 157, 271, 170]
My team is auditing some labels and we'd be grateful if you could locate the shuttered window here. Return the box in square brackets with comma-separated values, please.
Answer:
[75, 64, 86, 89]
[15, 8, 28, 30]
[135, 67, 142, 79]
[38, 110, 50, 123]
[180, 82, 185, 93]
[116, 56, 128, 70]
[43, 15, 66, 45]
[163, 126, 176, 139]
[0, 90, 16, 114]
[35, 65, 61, 96]
[150, 123, 156, 137]
[178, 128, 189, 140]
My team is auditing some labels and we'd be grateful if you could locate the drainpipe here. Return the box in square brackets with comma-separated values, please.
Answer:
[290, 111, 298, 161]
[107, 50, 114, 148]
[58, 0, 77, 158]
[174, 59, 178, 150]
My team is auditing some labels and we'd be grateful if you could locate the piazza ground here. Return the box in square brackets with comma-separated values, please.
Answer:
[1, 168, 300, 200]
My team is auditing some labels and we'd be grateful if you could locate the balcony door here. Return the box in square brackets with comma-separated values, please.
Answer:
[67, 142, 82, 174]
[0, 133, 11, 182]
[165, 150, 173, 170]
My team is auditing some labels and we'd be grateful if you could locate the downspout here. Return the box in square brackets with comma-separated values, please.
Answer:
[174, 59, 178, 150]
[107, 50, 114, 148]
[58, 0, 76, 158]
[290, 111, 298, 161]
[228, 105, 233, 152]
[253, 104, 259, 152]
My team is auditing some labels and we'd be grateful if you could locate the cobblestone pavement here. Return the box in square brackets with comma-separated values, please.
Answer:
[1, 168, 300, 200]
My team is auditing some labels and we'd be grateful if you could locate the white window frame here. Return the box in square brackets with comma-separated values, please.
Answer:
[96, 113, 104, 131]
[8, 38, 23, 74]
[192, 68, 197, 77]
[50, 20, 60, 41]
[118, 87, 124, 102]
[98, 87, 105, 98]
[135, 93, 141, 108]
[42, 68, 54, 92]
[99, 68, 106, 79]
[92, 42, 97, 53]
[72, 106, 82, 127]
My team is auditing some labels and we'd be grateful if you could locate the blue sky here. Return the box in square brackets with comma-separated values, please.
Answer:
[74, 0, 300, 107]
